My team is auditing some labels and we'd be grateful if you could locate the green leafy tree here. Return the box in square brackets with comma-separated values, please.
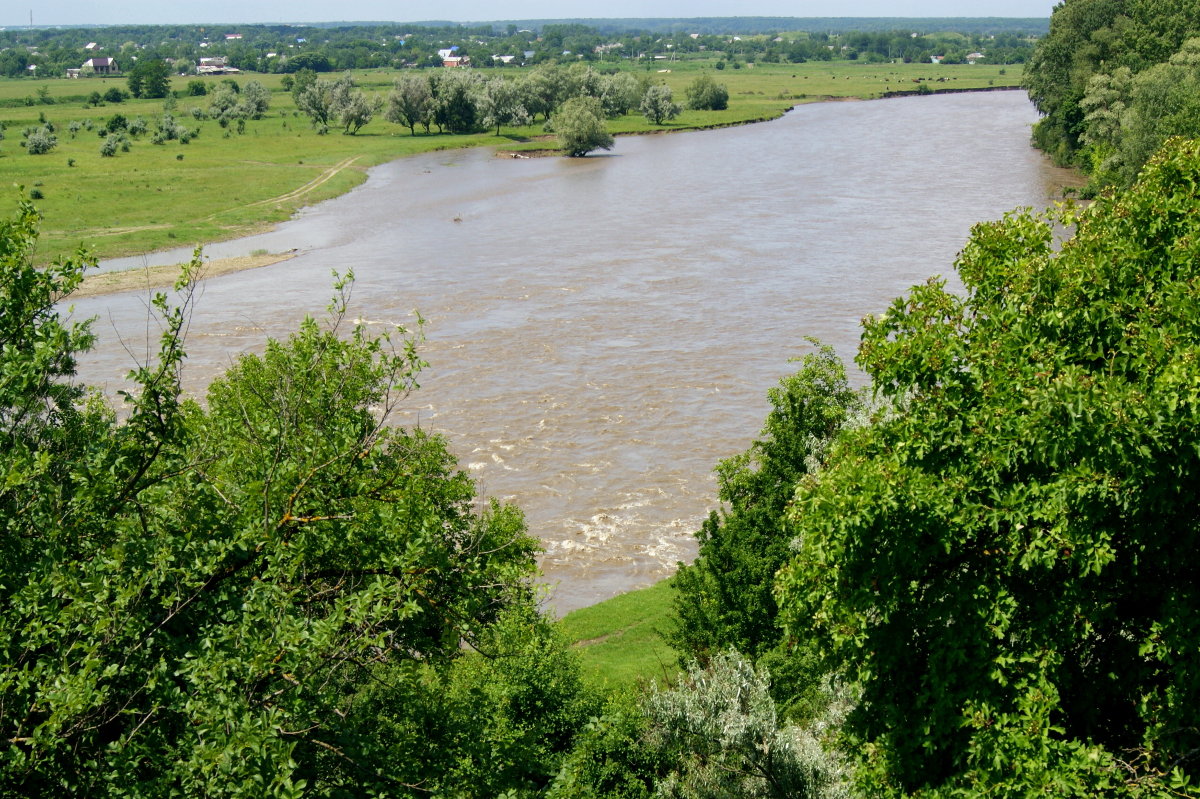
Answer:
[1025, 0, 1200, 173]
[0, 206, 542, 795]
[477, 75, 530, 136]
[289, 67, 317, 105]
[430, 68, 483, 135]
[598, 71, 641, 117]
[640, 84, 681, 125]
[684, 73, 729, 111]
[295, 76, 335, 132]
[385, 72, 433, 135]
[332, 605, 599, 796]
[523, 64, 571, 121]
[551, 95, 613, 157]
[328, 74, 381, 135]
[1106, 38, 1200, 186]
[126, 58, 170, 99]
[777, 138, 1200, 795]
[671, 346, 861, 720]
[238, 79, 271, 119]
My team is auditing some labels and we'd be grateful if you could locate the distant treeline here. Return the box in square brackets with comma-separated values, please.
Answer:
[0, 19, 1040, 78]
[478, 17, 1051, 36]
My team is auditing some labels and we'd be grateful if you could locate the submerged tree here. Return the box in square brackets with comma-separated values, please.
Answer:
[552, 95, 613, 157]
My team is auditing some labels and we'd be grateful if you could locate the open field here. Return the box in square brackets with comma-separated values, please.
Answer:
[559, 578, 680, 692]
[0, 61, 1022, 264]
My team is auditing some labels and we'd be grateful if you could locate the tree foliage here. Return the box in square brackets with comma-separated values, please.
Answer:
[0, 205, 544, 796]
[684, 74, 729, 111]
[328, 73, 381, 135]
[551, 95, 614, 157]
[385, 73, 433, 135]
[477, 76, 531, 136]
[640, 84, 682, 125]
[551, 652, 847, 799]
[1025, 0, 1200, 184]
[126, 58, 170, 99]
[777, 138, 1200, 796]
[671, 346, 860, 719]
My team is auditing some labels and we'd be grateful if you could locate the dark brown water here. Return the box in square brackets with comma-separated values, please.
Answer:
[74, 91, 1075, 613]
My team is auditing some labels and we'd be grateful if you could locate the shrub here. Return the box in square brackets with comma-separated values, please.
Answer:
[685, 74, 729, 111]
[24, 127, 57, 155]
[99, 132, 128, 157]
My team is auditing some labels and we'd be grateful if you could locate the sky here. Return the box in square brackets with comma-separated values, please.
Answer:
[12, 1, 1057, 28]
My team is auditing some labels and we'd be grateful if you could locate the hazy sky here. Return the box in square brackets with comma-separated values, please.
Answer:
[12, 1, 1057, 28]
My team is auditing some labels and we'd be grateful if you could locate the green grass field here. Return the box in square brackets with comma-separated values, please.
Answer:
[558, 578, 681, 693]
[0, 61, 1022, 263]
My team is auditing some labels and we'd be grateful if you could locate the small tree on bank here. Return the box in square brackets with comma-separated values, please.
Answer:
[552, 95, 613, 157]
[641, 84, 681, 125]
[386, 73, 433, 135]
[685, 73, 729, 111]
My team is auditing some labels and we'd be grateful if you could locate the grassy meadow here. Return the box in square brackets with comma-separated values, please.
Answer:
[0, 60, 1022, 263]
[558, 578, 680, 692]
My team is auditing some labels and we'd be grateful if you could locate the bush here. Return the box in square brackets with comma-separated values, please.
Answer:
[685, 74, 729, 111]
[99, 132, 129, 157]
[23, 127, 56, 155]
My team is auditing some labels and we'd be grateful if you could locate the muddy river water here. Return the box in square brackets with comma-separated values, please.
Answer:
[73, 90, 1075, 613]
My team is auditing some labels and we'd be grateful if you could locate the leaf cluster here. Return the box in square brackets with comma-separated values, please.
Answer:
[777, 138, 1200, 794]
[0, 208, 544, 795]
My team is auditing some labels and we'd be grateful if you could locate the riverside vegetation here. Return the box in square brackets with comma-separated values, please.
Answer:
[1025, 0, 1200, 193]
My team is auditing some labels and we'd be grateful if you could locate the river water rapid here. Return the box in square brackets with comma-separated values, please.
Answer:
[73, 91, 1076, 613]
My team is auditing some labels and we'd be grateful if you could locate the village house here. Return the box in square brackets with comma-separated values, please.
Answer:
[82, 56, 117, 75]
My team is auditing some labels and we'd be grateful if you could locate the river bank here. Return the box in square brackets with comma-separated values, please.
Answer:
[79, 83, 1031, 297]
[4, 61, 1022, 267]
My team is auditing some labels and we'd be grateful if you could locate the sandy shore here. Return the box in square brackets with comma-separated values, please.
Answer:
[73, 251, 299, 299]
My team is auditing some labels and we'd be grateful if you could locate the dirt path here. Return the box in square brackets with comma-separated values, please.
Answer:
[245, 155, 363, 209]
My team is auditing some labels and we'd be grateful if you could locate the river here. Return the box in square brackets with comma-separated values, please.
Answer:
[72, 90, 1076, 613]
